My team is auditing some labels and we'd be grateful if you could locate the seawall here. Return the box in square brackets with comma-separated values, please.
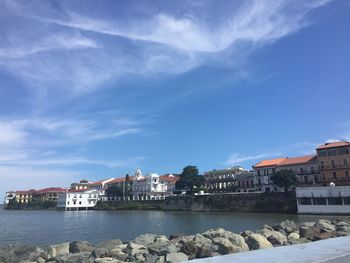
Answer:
[94, 200, 163, 210]
[161, 192, 297, 213]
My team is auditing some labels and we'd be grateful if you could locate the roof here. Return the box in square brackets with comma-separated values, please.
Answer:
[107, 176, 135, 184]
[316, 141, 350, 150]
[253, 158, 287, 168]
[37, 187, 67, 193]
[277, 155, 317, 166]
[90, 178, 114, 185]
[16, 189, 37, 194]
[159, 174, 180, 183]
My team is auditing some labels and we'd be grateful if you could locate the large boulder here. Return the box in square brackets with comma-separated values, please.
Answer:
[95, 257, 124, 263]
[110, 248, 128, 261]
[95, 240, 122, 251]
[193, 234, 212, 247]
[180, 241, 198, 259]
[147, 239, 171, 256]
[166, 252, 188, 263]
[245, 234, 273, 250]
[69, 241, 94, 253]
[125, 242, 147, 257]
[273, 220, 298, 234]
[0, 244, 40, 263]
[212, 237, 242, 255]
[299, 226, 335, 241]
[316, 220, 336, 233]
[287, 232, 300, 240]
[202, 228, 248, 251]
[133, 234, 162, 246]
[49, 252, 91, 263]
[257, 229, 287, 246]
[47, 242, 70, 259]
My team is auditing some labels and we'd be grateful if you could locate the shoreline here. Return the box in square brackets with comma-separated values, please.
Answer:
[1, 218, 350, 263]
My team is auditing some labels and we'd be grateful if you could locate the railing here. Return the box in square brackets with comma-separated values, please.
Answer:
[319, 164, 349, 170]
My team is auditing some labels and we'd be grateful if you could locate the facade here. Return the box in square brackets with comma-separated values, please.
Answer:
[15, 189, 36, 203]
[296, 185, 350, 214]
[34, 187, 67, 202]
[253, 158, 287, 192]
[235, 172, 255, 192]
[159, 174, 180, 194]
[132, 172, 167, 200]
[316, 141, 350, 185]
[70, 179, 91, 190]
[88, 178, 115, 190]
[204, 166, 250, 192]
[57, 189, 101, 211]
[276, 155, 320, 185]
[4, 191, 15, 204]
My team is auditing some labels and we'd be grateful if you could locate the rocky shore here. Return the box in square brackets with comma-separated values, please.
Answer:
[1, 218, 350, 263]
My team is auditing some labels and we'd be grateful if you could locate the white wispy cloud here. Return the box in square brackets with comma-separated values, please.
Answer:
[0, 0, 333, 93]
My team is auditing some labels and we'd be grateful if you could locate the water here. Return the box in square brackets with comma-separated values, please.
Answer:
[0, 207, 349, 246]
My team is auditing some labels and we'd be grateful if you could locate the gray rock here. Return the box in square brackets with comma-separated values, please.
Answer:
[144, 253, 159, 263]
[0, 244, 41, 263]
[70, 241, 95, 254]
[133, 234, 160, 246]
[193, 234, 212, 247]
[93, 248, 109, 258]
[245, 234, 273, 250]
[300, 226, 335, 241]
[273, 220, 298, 234]
[95, 240, 122, 251]
[336, 225, 350, 233]
[166, 252, 188, 263]
[110, 248, 128, 261]
[202, 228, 248, 252]
[180, 241, 198, 259]
[51, 252, 92, 263]
[47, 243, 70, 259]
[288, 238, 311, 245]
[94, 258, 123, 263]
[196, 244, 216, 258]
[287, 232, 300, 240]
[147, 239, 170, 256]
[125, 242, 147, 256]
[240, 230, 253, 238]
[134, 252, 145, 262]
[316, 220, 336, 233]
[212, 237, 242, 255]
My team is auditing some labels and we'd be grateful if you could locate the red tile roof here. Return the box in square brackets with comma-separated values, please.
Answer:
[159, 174, 180, 183]
[37, 187, 67, 193]
[253, 158, 287, 168]
[277, 155, 317, 166]
[107, 176, 135, 184]
[316, 141, 350, 150]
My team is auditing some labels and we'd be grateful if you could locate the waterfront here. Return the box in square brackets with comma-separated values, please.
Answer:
[1, 207, 349, 246]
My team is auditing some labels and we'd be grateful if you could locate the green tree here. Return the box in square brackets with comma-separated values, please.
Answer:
[175, 165, 205, 193]
[105, 185, 124, 198]
[270, 169, 297, 192]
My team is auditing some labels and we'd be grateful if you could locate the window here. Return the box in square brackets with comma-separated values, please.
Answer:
[311, 167, 315, 174]
[67, 201, 70, 205]
[331, 160, 336, 168]
[79, 201, 82, 205]
[328, 197, 342, 205]
[333, 172, 337, 180]
[322, 173, 326, 180]
[339, 148, 349, 155]
[313, 197, 327, 205]
[344, 159, 348, 167]
[73, 201, 76, 205]
[318, 150, 327, 157]
[320, 161, 325, 169]
[345, 170, 349, 179]
[299, 197, 312, 205]
[328, 149, 337, 156]
[304, 176, 308, 184]
[315, 175, 319, 183]
[344, 197, 350, 205]
[300, 168, 304, 175]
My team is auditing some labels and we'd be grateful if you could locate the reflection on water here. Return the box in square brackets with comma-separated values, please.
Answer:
[0, 208, 349, 246]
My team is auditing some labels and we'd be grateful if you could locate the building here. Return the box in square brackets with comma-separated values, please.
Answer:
[132, 172, 167, 200]
[14, 189, 36, 203]
[57, 189, 101, 211]
[70, 179, 91, 190]
[276, 155, 320, 185]
[296, 185, 350, 214]
[4, 191, 15, 204]
[159, 174, 180, 194]
[204, 166, 250, 192]
[235, 172, 255, 192]
[35, 187, 67, 202]
[253, 158, 287, 192]
[316, 141, 350, 185]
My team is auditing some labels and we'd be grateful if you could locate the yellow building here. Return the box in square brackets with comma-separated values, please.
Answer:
[317, 141, 350, 185]
[15, 190, 36, 203]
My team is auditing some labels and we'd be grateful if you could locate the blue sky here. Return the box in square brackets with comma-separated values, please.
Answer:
[0, 0, 350, 198]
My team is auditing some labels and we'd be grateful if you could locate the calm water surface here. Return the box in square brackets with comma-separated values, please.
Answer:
[1, 207, 349, 246]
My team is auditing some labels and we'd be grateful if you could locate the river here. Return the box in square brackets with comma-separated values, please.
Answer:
[0, 207, 349, 246]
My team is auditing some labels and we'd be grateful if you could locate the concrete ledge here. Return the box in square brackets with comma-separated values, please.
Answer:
[189, 236, 350, 263]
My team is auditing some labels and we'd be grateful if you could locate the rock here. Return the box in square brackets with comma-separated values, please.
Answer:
[202, 228, 248, 252]
[70, 241, 95, 253]
[240, 230, 253, 238]
[134, 252, 145, 262]
[299, 222, 315, 228]
[288, 238, 311, 245]
[0, 244, 42, 263]
[193, 234, 212, 247]
[300, 226, 335, 241]
[166, 252, 188, 263]
[273, 220, 298, 234]
[110, 248, 128, 261]
[262, 224, 274, 231]
[51, 252, 92, 263]
[144, 253, 159, 263]
[245, 234, 273, 250]
[212, 237, 242, 255]
[133, 234, 160, 246]
[180, 241, 198, 259]
[95, 240, 122, 251]
[336, 225, 350, 233]
[316, 220, 336, 233]
[147, 239, 170, 256]
[125, 242, 147, 256]
[267, 232, 288, 246]
[93, 248, 110, 258]
[47, 242, 70, 259]
[94, 257, 123, 263]
[287, 232, 300, 240]
[196, 244, 216, 258]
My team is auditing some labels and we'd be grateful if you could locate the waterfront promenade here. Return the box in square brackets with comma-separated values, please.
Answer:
[189, 236, 350, 263]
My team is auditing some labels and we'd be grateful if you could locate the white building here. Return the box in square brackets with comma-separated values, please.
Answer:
[4, 191, 15, 205]
[296, 185, 350, 214]
[57, 189, 101, 211]
[132, 172, 167, 200]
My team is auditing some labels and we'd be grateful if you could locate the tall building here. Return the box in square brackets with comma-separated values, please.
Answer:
[316, 141, 350, 185]
[204, 166, 253, 192]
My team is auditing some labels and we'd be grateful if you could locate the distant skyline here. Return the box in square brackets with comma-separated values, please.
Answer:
[0, 0, 350, 199]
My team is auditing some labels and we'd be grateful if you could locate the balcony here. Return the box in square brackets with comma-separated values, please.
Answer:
[319, 164, 349, 170]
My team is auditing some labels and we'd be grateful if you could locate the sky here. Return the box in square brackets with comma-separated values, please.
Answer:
[0, 0, 350, 199]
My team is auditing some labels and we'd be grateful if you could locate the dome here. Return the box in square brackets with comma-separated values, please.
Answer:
[134, 169, 143, 178]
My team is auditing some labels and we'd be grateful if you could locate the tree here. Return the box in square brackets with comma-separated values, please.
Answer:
[270, 169, 297, 192]
[175, 165, 205, 193]
[105, 185, 124, 198]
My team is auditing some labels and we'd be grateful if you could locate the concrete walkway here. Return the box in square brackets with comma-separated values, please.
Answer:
[188, 236, 350, 263]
